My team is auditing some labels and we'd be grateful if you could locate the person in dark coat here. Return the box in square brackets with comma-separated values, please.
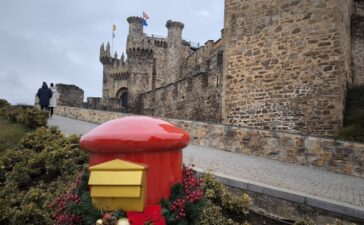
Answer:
[36, 82, 53, 110]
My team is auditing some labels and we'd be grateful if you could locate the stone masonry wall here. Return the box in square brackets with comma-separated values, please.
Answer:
[222, 0, 352, 136]
[182, 40, 223, 81]
[352, 0, 364, 86]
[56, 84, 84, 107]
[141, 71, 222, 122]
[140, 42, 223, 122]
[55, 106, 364, 178]
[339, 0, 353, 87]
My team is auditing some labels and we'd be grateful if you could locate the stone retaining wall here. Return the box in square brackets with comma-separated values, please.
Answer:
[55, 106, 364, 178]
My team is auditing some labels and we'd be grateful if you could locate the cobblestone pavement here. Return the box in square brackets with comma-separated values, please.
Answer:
[49, 115, 364, 209]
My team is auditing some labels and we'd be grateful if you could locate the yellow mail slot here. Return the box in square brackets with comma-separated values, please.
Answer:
[88, 159, 148, 212]
[89, 171, 143, 185]
[91, 186, 141, 197]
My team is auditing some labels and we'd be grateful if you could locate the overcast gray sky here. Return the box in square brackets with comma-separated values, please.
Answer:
[0, 0, 224, 105]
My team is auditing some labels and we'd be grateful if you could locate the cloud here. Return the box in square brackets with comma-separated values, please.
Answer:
[0, 0, 224, 105]
[195, 10, 212, 17]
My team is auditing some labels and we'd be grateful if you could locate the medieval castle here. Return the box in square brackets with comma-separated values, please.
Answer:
[79, 0, 364, 137]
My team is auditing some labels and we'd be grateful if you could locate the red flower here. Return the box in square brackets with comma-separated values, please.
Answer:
[103, 213, 112, 220]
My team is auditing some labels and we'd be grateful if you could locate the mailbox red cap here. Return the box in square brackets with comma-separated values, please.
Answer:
[80, 116, 190, 153]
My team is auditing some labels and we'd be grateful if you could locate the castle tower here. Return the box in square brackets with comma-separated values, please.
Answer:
[127, 16, 144, 49]
[100, 42, 113, 98]
[127, 48, 154, 112]
[222, 0, 352, 136]
[166, 20, 184, 84]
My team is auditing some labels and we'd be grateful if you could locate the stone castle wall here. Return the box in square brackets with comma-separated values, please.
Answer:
[55, 106, 364, 178]
[352, 0, 364, 85]
[222, 0, 353, 136]
[56, 84, 84, 107]
[90, 0, 364, 137]
[141, 71, 222, 122]
[181, 39, 223, 78]
[86, 97, 126, 112]
[140, 39, 223, 122]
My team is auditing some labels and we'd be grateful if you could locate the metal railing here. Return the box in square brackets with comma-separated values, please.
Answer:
[183, 39, 200, 48]
[146, 34, 166, 39]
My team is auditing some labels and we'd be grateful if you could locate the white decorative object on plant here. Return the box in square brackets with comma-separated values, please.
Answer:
[117, 218, 130, 225]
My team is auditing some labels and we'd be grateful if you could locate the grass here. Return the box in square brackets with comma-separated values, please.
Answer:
[0, 116, 31, 154]
[337, 86, 364, 142]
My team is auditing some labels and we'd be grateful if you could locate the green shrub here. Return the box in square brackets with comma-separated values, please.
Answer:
[0, 127, 88, 225]
[18, 107, 48, 129]
[0, 99, 10, 108]
[0, 105, 48, 129]
[197, 201, 241, 225]
[198, 173, 252, 225]
[6, 106, 23, 122]
[203, 173, 251, 215]
[161, 166, 205, 225]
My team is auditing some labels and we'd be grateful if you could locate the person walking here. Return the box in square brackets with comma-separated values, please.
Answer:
[48, 83, 59, 116]
[36, 82, 52, 111]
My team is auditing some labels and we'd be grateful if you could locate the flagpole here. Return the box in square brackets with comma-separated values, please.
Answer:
[111, 24, 116, 56]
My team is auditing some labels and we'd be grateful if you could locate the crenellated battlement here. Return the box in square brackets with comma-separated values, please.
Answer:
[110, 71, 129, 81]
[100, 41, 127, 67]
[153, 40, 168, 48]
[110, 57, 127, 70]
[127, 47, 153, 58]
[166, 20, 184, 29]
[127, 16, 144, 24]
[100, 42, 112, 64]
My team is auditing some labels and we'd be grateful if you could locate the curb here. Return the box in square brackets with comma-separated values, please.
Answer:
[193, 167, 364, 221]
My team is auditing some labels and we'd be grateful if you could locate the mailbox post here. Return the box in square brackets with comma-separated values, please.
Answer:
[80, 116, 190, 206]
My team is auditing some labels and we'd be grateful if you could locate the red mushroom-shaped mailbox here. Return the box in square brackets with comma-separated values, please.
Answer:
[80, 116, 190, 205]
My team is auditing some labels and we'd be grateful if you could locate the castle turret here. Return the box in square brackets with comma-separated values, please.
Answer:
[166, 20, 184, 84]
[121, 52, 125, 63]
[127, 16, 144, 49]
[100, 42, 114, 98]
[127, 48, 154, 112]
[100, 42, 111, 64]
[166, 20, 184, 44]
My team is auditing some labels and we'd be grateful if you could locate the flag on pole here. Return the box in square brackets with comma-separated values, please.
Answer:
[142, 19, 148, 26]
[112, 24, 116, 38]
[143, 11, 149, 20]
[142, 11, 149, 26]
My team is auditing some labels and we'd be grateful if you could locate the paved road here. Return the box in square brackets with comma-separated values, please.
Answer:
[48, 115, 364, 210]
